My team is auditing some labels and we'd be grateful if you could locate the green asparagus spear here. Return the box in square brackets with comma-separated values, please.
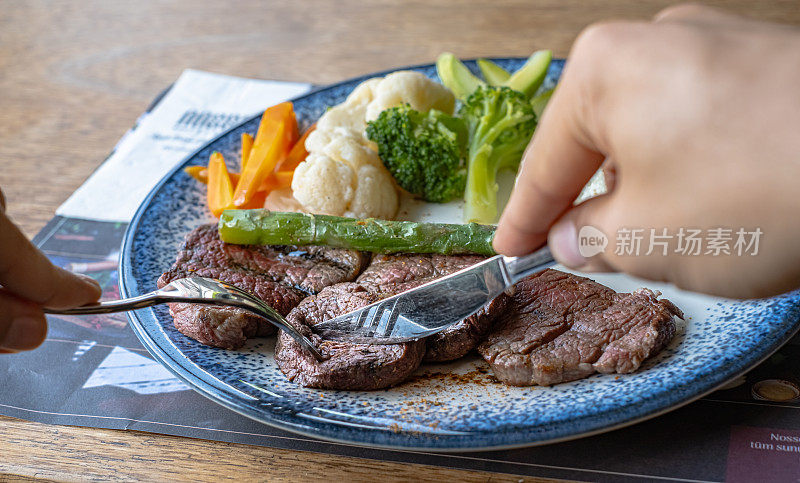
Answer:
[218, 209, 497, 256]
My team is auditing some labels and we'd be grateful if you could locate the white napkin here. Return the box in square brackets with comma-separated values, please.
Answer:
[57, 69, 311, 223]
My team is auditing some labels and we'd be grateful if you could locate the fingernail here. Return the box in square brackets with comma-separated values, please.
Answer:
[2, 317, 47, 351]
[77, 273, 101, 291]
[549, 218, 588, 268]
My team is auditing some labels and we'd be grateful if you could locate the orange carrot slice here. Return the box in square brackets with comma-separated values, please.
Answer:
[184, 166, 208, 183]
[207, 152, 235, 217]
[275, 124, 315, 173]
[240, 133, 254, 171]
[185, 166, 240, 186]
[274, 170, 294, 187]
[233, 102, 297, 207]
[237, 190, 267, 210]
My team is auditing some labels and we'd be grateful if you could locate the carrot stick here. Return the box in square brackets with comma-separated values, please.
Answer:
[207, 152, 235, 217]
[241, 133, 254, 171]
[184, 166, 208, 183]
[273, 170, 294, 187]
[275, 124, 315, 173]
[233, 102, 297, 206]
[257, 169, 295, 192]
[185, 166, 240, 186]
[237, 190, 267, 210]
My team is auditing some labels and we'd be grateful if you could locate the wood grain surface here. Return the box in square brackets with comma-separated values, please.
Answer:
[1, 1, 799, 481]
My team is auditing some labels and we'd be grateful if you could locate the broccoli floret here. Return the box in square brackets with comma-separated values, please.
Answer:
[366, 104, 468, 203]
[460, 85, 537, 223]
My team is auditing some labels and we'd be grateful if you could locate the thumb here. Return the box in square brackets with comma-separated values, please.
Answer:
[0, 211, 101, 309]
[547, 194, 618, 272]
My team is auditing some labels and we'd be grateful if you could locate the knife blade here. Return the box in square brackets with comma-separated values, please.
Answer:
[313, 246, 554, 344]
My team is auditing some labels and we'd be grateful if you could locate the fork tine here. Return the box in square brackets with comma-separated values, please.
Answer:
[377, 308, 397, 338]
[362, 305, 379, 329]
[356, 309, 370, 328]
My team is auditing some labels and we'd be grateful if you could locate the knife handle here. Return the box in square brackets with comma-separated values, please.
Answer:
[502, 245, 556, 284]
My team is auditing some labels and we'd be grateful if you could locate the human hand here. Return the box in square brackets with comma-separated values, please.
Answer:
[494, 5, 800, 298]
[0, 190, 101, 352]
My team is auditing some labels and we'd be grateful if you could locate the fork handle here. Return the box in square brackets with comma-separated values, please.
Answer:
[43, 277, 326, 361]
[44, 293, 166, 315]
[43, 293, 242, 315]
[502, 245, 556, 284]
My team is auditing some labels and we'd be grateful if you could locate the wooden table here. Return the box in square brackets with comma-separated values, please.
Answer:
[2, 1, 798, 480]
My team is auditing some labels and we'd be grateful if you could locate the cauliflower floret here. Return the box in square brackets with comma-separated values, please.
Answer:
[322, 134, 383, 171]
[316, 102, 369, 135]
[291, 153, 355, 216]
[304, 127, 333, 154]
[294, 130, 398, 218]
[345, 164, 399, 219]
[344, 77, 381, 106]
[309, 78, 380, 143]
[290, 75, 419, 220]
[365, 71, 456, 122]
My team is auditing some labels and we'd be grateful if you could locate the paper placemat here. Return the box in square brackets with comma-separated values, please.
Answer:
[57, 69, 311, 223]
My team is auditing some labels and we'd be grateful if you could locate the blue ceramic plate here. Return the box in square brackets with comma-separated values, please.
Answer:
[120, 59, 800, 451]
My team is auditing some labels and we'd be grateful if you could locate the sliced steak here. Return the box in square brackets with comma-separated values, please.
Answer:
[168, 304, 276, 350]
[478, 269, 683, 386]
[158, 224, 368, 350]
[276, 253, 509, 389]
[355, 253, 486, 293]
[423, 293, 511, 362]
[357, 254, 511, 362]
[276, 283, 427, 390]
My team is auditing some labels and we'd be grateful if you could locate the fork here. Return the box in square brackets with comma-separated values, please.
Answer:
[43, 277, 324, 361]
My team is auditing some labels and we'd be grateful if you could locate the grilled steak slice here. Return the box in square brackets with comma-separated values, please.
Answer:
[423, 293, 511, 362]
[357, 254, 511, 362]
[355, 253, 486, 293]
[276, 283, 427, 390]
[478, 269, 683, 386]
[276, 253, 509, 389]
[158, 225, 368, 350]
[168, 304, 276, 350]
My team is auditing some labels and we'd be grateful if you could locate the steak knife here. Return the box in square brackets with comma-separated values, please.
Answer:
[314, 246, 555, 344]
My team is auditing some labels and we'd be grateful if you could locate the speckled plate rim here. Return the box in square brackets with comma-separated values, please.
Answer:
[119, 58, 800, 452]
